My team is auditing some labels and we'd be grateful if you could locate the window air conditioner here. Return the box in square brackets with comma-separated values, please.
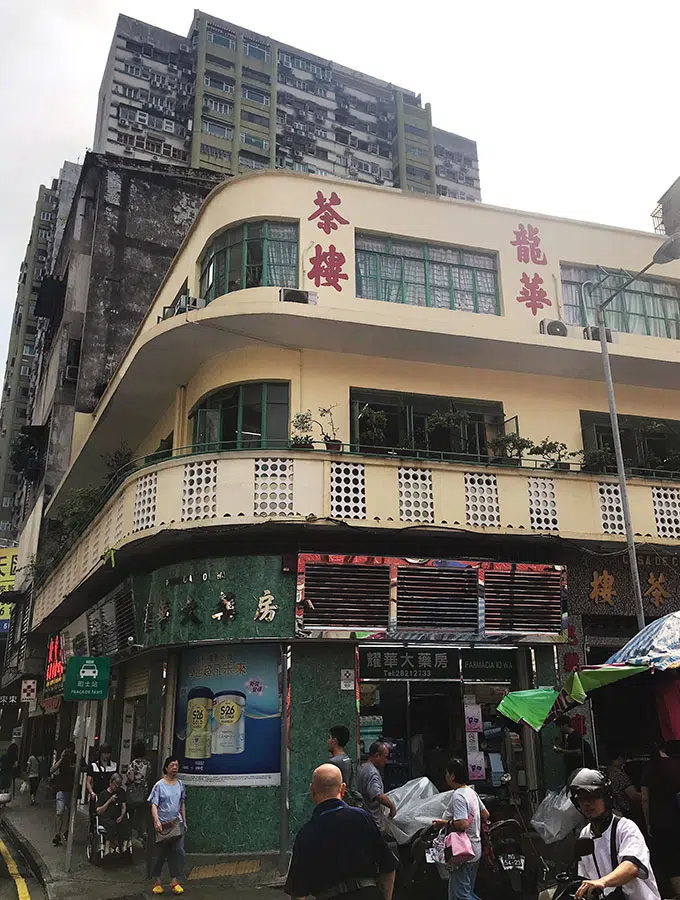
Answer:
[280, 289, 318, 305]
[539, 319, 568, 337]
[64, 365, 79, 383]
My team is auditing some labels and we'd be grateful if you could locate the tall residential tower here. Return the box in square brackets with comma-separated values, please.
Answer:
[94, 12, 481, 202]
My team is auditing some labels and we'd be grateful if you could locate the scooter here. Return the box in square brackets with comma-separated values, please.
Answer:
[538, 838, 602, 900]
[487, 817, 525, 896]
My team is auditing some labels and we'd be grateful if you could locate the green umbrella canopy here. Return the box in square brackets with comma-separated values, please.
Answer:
[497, 664, 648, 732]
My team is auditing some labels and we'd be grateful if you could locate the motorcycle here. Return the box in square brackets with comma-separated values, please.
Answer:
[487, 817, 526, 896]
[538, 837, 602, 900]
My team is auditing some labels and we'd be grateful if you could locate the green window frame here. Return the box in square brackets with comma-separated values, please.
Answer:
[355, 234, 499, 314]
[562, 265, 680, 339]
[199, 221, 298, 302]
[191, 381, 290, 452]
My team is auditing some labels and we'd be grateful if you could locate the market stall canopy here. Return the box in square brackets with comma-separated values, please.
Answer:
[606, 611, 680, 669]
[497, 664, 647, 731]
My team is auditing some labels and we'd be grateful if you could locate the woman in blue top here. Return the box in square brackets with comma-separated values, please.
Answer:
[148, 756, 187, 896]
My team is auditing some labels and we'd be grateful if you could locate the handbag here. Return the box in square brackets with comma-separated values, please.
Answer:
[155, 818, 182, 843]
[444, 829, 475, 867]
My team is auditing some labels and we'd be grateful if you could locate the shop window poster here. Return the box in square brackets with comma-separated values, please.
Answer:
[174, 645, 281, 786]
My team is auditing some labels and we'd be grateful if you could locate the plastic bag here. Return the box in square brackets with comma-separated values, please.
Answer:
[384, 777, 455, 845]
[19, 781, 29, 795]
[531, 788, 583, 844]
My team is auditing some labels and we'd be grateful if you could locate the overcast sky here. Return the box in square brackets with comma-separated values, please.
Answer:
[1, 1, 679, 358]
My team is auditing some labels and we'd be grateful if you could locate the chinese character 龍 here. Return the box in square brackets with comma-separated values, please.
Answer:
[511, 224, 547, 265]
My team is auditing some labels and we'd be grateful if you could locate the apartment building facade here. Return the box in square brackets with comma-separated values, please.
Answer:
[94, 13, 481, 201]
[12, 170, 680, 853]
[0, 182, 59, 540]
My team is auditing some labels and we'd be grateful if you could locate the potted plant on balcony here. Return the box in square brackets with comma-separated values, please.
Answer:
[488, 433, 535, 466]
[529, 438, 578, 471]
[317, 406, 342, 451]
[575, 447, 616, 474]
[425, 407, 470, 457]
[290, 411, 315, 449]
[358, 406, 388, 454]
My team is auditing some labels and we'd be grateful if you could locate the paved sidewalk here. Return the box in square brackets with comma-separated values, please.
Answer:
[1, 786, 285, 900]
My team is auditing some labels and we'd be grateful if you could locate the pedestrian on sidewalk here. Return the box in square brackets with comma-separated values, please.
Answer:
[125, 740, 151, 844]
[49, 742, 75, 847]
[96, 773, 131, 855]
[86, 743, 118, 802]
[0, 743, 19, 795]
[356, 743, 397, 828]
[148, 755, 187, 896]
[25, 752, 40, 805]
[285, 764, 397, 900]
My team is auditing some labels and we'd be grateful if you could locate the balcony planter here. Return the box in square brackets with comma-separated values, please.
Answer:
[324, 439, 342, 452]
[289, 437, 314, 450]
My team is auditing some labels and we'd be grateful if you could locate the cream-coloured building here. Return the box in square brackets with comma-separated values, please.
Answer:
[17, 171, 680, 856]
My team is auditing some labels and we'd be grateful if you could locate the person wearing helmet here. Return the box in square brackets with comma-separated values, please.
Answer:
[570, 769, 660, 900]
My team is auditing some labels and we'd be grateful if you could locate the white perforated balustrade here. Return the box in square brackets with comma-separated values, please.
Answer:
[331, 462, 366, 519]
[399, 468, 434, 522]
[254, 459, 294, 517]
[182, 460, 218, 521]
[598, 483, 624, 534]
[132, 472, 157, 532]
[653, 486, 680, 539]
[528, 477, 559, 530]
[465, 472, 500, 527]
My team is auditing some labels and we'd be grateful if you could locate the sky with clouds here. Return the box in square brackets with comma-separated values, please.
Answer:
[1, 0, 679, 357]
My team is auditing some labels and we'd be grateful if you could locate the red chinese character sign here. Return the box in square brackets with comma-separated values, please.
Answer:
[306, 191, 350, 293]
[308, 191, 349, 235]
[511, 224, 547, 265]
[517, 273, 551, 316]
[308, 244, 348, 292]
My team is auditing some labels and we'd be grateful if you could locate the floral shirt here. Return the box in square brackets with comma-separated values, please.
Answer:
[127, 758, 150, 789]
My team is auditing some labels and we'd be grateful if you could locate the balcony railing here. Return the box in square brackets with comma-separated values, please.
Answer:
[31, 446, 680, 629]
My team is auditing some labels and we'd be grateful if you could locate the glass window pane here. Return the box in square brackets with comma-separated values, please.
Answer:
[228, 244, 243, 292]
[477, 294, 498, 315]
[193, 408, 220, 448]
[265, 383, 289, 447]
[392, 241, 424, 259]
[267, 238, 297, 286]
[267, 222, 297, 240]
[403, 259, 425, 283]
[227, 225, 243, 246]
[381, 257, 401, 279]
[647, 317, 668, 338]
[220, 399, 239, 448]
[247, 222, 264, 239]
[214, 249, 226, 297]
[404, 284, 427, 306]
[240, 384, 263, 447]
[431, 263, 449, 287]
[428, 245, 459, 264]
[463, 252, 495, 270]
[432, 286, 451, 308]
[382, 280, 402, 302]
[627, 315, 647, 335]
[356, 235, 388, 252]
[245, 238, 264, 287]
[454, 291, 475, 311]
[476, 270, 496, 293]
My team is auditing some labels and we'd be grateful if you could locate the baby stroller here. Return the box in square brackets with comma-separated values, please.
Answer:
[86, 804, 133, 865]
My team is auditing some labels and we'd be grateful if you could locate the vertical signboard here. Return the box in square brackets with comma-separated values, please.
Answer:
[0, 548, 18, 633]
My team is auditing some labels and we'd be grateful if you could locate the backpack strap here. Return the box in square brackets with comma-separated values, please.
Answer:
[610, 815, 620, 871]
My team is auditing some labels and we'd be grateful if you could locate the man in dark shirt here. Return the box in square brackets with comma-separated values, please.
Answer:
[285, 764, 396, 900]
[95, 773, 131, 854]
[554, 715, 596, 782]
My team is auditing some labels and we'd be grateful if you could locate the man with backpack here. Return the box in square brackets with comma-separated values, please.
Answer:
[570, 768, 660, 900]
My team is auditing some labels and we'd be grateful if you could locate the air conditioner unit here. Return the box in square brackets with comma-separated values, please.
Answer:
[280, 288, 318, 305]
[584, 325, 616, 343]
[349, 166, 358, 176]
[539, 319, 568, 337]
[119, 120, 130, 128]
[64, 365, 79, 383]
[123, 148, 134, 155]
[186, 296, 207, 310]
[168, 64, 178, 72]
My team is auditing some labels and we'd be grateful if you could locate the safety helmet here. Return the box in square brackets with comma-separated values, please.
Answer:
[569, 769, 612, 809]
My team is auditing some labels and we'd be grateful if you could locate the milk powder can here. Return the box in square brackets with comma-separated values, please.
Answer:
[211, 690, 246, 755]
[185, 686, 213, 759]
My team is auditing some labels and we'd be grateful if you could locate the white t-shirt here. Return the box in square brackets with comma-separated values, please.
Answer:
[446, 786, 488, 862]
[578, 817, 661, 900]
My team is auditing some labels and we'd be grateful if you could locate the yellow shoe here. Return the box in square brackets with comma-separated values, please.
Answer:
[171, 885, 184, 895]
[152, 886, 164, 895]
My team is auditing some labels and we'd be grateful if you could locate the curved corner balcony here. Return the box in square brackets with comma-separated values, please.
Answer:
[31, 445, 680, 626]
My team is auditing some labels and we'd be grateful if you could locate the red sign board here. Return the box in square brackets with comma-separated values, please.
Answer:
[45, 634, 65, 695]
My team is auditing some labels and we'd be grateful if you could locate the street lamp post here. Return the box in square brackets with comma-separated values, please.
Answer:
[582, 233, 680, 632]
